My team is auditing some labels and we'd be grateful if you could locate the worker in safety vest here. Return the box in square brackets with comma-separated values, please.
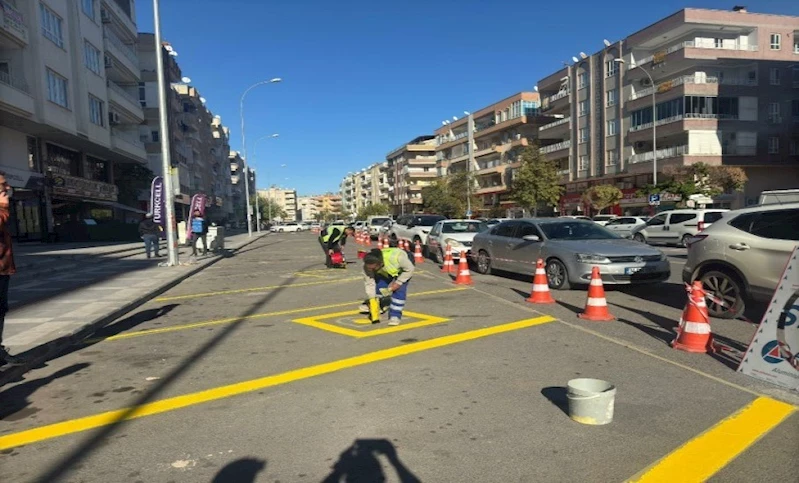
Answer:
[359, 248, 415, 326]
[319, 225, 355, 268]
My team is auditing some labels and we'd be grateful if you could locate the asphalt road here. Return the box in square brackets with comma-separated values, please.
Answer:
[0, 233, 796, 482]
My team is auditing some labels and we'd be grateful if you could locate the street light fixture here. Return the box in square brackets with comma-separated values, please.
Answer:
[615, 58, 658, 186]
[254, 133, 281, 223]
[239, 78, 282, 236]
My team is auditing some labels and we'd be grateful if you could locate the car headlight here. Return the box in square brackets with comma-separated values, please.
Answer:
[445, 238, 463, 247]
[576, 253, 611, 264]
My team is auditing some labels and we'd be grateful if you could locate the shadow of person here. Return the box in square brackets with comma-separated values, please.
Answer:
[322, 439, 421, 483]
[212, 457, 266, 483]
[0, 363, 90, 420]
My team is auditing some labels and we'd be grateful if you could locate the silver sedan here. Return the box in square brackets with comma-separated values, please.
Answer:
[471, 218, 670, 289]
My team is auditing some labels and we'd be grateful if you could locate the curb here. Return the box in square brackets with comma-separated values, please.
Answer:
[0, 233, 269, 384]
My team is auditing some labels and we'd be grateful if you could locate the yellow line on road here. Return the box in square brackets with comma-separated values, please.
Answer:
[293, 310, 450, 338]
[98, 287, 469, 342]
[0, 315, 555, 451]
[629, 397, 796, 483]
[154, 277, 361, 302]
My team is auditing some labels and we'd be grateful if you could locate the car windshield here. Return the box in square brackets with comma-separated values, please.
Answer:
[370, 218, 390, 225]
[415, 216, 445, 226]
[539, 221, 620, 240]
[441, 221, 486, 233]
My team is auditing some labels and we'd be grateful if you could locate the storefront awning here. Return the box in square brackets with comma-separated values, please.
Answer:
[82, 200, 147, 214]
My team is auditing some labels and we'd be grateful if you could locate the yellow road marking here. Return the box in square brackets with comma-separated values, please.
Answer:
[97, 287, 469, 342]
[292, 272, 328, 279]
[154, 277, 361, 302]
[293, 310, 450, 338]
[629, 397, 796, 482]
[0, 315, 555, 451]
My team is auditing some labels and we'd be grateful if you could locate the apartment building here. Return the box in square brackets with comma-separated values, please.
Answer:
[259, 187, 298, 221]
[339, 162, 389, 216]
[312, 193, 342, 219]
[383, 136, 436, 215]
[0, 0, 146, 240]
[339, 173, 355, 214]
[537, 7, 799, 215]
[229, 150, 247, 224]
[433, 92, 544, 216]
[297, 195, 316, 222]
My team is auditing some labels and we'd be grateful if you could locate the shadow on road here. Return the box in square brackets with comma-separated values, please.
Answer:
[541, 387, 570, 418]
[322, 439, 421, 483]
[212, 457, 266, 483]
[0, 363, 90, 420]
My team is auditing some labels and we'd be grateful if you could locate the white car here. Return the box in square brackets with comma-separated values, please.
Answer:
[377, 220, 393, 238]
[559, 215, 592, 221]
[426, 219, 488, 263]
[390, 214, 446, 246]
[354, 221, 367, 231]
[271, 222, 303, 233]
[604, 216, 649, 238]
[366, 216, 392, 238]
[632, 209, 728, 247]
[592, 214, 618, 226]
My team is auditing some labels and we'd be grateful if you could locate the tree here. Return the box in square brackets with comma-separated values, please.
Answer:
[582, 185, 623, 214]
[356, 203, 390, 220]
[256, 196, 287, 221]
[114, 163, 155, 207]
[510, 145, 563, 216]
[487, 205, 507, 218]
[637, 163, 748, 206]
[338, 210, 352, 221]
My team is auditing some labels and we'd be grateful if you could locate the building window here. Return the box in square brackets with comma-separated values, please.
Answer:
[605, 60, 618, 77]
[46, 69, 69, 108]
[768, 137, 779, 154]
[578, 155, 589, 171]
[770, 68, 780, 85]
[606, 89, 618, 107]
[606, 149, 619, 166]
[794, 39, 799, 54]
[83, 41, 101, 75]
[151, 130, 159, 142]
[578, 72, 587, 89]
[138, 82, 146, 107]
[40, 3, 64, 48]
[578, 100, 589, 116]
[46, 143, 80, 176]
[714, 38, 723, 49]
[606, 119, 618, 136]
[82, 0, 95, 20]
[89, 95, 104, 126]
[790, 140, 797, 156]
[579, 127, 589, 143]
[770, 33, 781, 50]
[86, 156, 108, 182]
[768, 102, 781, 122]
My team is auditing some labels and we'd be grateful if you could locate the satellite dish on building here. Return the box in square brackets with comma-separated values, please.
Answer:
[164, 45, 174, 52]
[603, 39, 611, 47]
[199, 97, 207, 104]
[572, 56, 579, 63]
[579, 52, 588, 59]
[533, 85, 538, 92]
[169, 51, 178, 57]
[181, 76, 191, 83]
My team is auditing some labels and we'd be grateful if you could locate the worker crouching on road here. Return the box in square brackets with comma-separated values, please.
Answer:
[319, 225, 355, 268]
[359, 248, 414, 326]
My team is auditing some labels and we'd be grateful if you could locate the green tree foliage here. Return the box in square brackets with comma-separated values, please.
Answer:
[421, 173, 477, 218]
[582, 185, 623, 213]
[510, 146, 563, 216]
[257, 196, 287, 220]
[356, 203, 391, 220]
[487, 205, 507, 218]
[637, 163, 748, 205]
[114, 163, 155, 206]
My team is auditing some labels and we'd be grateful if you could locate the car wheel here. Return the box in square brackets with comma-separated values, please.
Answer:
[633, 233, 646, 243]
[546, 258, 571, 290]
[700, 270, 746, 319]
[436, 248, 444, 265]
[279, 229, 284, 233]
[476, 250, 492, 275]
[679, 234, 691, 248]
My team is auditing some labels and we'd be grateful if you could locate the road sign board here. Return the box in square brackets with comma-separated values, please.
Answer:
[648, 194, 660, 203]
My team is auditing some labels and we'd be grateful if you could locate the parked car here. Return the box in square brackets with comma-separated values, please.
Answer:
[485, 218, 512, 229]
[559, 215, 592, 221]
[631, 209, 727, 247]
[377, 219, 393, 238]
[683, 203, 799, 318]
[604, 216, 649, 238]
[310, 222, 321, 230]
[592, 214, 618, 226]
[271, 222, 303, 233]
[389, 214, 446, 245]
[426, 219, 487, 263]
[366, 216, 392, 238]
[354, 221, 367, 231]
[471, 219, 669, 289]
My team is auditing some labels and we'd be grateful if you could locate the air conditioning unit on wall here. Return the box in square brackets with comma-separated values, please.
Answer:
[640, 78, 653, 87]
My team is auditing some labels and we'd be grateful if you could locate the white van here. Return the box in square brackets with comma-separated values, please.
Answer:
[631, 209, 727, 247]
[366, 216, 392, 238]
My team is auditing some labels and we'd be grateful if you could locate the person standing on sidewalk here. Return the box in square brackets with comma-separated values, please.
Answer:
[0, 173, 21, 365]
[191, 209, 208, 257]
[138, 214, 162, 259]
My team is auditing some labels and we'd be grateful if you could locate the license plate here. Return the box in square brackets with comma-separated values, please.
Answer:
[625, 267, 643, 275]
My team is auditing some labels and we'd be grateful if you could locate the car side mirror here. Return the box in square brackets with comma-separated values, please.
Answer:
[523, 235, 540, 242]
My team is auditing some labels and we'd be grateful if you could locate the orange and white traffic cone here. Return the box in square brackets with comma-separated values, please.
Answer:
[526, 259, 555, 304]
[402, 239, 409, 251]
[440, 244, 455, 273]
[453, 251, 474, 285]
[672, 281, 715, 353]
[578, 267, 615, 321]
[377, 236, 383, 250]
[414, 240, 425, 264]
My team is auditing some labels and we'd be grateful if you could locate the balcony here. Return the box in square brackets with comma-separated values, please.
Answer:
[629, 74, 757, 102]
[632, 40, 758, 69]
[475, 164, 505, 176]
[103, 28, 138, 81]
[541, 90, 570, 113]
[539, 117, 570, 131]
[101, 0, 137, 37]
[111, 128, 146, 162]
[0, 0, 28, 46]
[630, 145, 689, 164]
[540, 140, 572, 156]
[0, 70, 34, 115]
[407, 155, 437, 165]
[107, 81, 144, 121]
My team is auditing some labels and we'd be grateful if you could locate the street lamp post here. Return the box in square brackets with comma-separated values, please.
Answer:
[254, 133, 280, 224]
[615, 58, 657, 186]
[465, 111, 474, 218]
[239, 78, 282, 236]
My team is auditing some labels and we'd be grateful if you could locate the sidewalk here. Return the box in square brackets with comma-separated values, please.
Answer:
[1, 231, 268, 374]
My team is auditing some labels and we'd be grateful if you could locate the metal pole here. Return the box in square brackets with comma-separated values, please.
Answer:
[153, 0, 178, 266]
[254, 173, 261, 231]
[466, 112, 474, 218]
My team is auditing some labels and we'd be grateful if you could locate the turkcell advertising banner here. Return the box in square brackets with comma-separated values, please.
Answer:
[186, 193, 208, 240]
[738, 246, 799, 391]
[150, 176, 166, 239]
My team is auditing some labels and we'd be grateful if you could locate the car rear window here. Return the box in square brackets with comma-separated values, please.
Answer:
[370, 218, 390, 225]
[669, 213, 697, 224]
[441, 221, 486, 233]
[732, 209, 799, 241]
[702, 211, 725, 223]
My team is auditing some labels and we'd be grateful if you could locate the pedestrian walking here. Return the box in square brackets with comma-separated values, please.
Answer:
[191, 209, 208, 257]
[138, 214, 162, 259]
[0, 173, 21, 365]
[359, 247, 415, 326]
[319, 224, 354, 268]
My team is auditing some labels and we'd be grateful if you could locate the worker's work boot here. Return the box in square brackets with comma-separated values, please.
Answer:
[388, 317, 401, 326]
[358, 304, 369, 314]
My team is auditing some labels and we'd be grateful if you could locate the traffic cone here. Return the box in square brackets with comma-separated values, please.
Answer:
[401, 239, 408, 251]
[672, 281, 715, 353]
[414, 240, 425, 264]
[526, 259, 555, 304]
[453, 251, 474, 285]
[377, 236, 383, 250]
[440, 244, 455, 273]
[578, 267, 615, 321]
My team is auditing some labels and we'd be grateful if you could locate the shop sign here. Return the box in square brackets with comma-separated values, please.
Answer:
[0, 165, 46, 190]
[49, 173, 118, 201]
[620, 192, 681, 205]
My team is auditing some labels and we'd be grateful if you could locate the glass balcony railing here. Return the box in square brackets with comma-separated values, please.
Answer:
[539, 117, 570, 131]
[540, 140, 571, 154]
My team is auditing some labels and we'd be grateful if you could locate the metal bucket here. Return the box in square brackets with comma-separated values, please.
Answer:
[566, 378, 616, 425]
[357, 250, 367, 259]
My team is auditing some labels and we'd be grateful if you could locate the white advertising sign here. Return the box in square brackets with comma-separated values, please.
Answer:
[738, 246, 799, 391]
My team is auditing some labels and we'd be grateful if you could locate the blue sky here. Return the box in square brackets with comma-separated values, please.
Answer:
[135, 0, 798, 196]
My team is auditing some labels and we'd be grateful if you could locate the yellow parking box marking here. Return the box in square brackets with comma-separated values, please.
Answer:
[292, 310, 450, 338]
[0, 315, 555, 451]
[293, 272, 327, 279]
[97, 288, 469, 342]
[629, 397, 796, 483]
[154, 277, 361, 302]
